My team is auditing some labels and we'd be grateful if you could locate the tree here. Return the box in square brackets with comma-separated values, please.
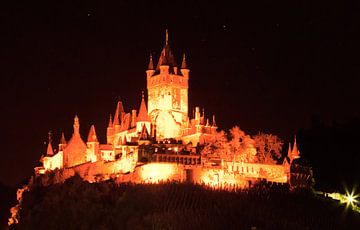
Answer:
[253, 133, 283, 164]
[228, 126, 257, 162]
[201, 130, 228, 161]
[201, 126, 257, 163]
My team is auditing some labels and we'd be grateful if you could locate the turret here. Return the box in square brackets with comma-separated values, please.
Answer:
[136, 92, 151, 135]
[73, 115, 80, 136]
[106, 114, 114, 144]
[156, 30, 177, 75]
[59, 132, 67, 151]
[195, 107, 202, 133]
[287, 142, 292, 158]
[113, 101, 124, 133]
[131, 109, 137, 128]
[146, 54, 155, 78]
[87, 125, 98, 143]
[180, 54, 190, 78]
[211, 115, 217, 134]
[87, 125, 99, 162]
[195, 107, 201, 124]
[291, 135, 301, 160]
[46, 131, 54, 156]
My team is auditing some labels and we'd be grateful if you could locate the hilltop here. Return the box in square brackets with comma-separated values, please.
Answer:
[8, 175, 360, 230]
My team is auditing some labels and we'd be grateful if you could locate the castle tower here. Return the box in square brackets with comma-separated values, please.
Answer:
[73, 115, 80, 136]
[86, 125, 99, 162]
[113, 101, 124, 133]
[106, 114, 114, 144]
[46, 131, 54, 156]
[289, 136, 300, 163]
[147, 30, 189, 139]
[59, 132, 67, 151]
[63, 115, 87, 168]
[136, 92, 151, 135]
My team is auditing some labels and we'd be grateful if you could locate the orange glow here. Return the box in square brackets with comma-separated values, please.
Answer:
[140, 163, 177, 183]
[43, 152, 63, 171]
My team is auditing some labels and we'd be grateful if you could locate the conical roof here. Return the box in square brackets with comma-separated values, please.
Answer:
[87, 125, 98, 142]
[147, 54, 154, 70]
[181, 53, 188, 69]
[113, 101, 124, 126]
[155, 30, 178, 73]
[60, 132, 67, 145]
[46, 131, 54, 156]
[137, 93, 150, 122]
[108, 114, 113, 128]
[47, 142, 54, 156]
[139, 124, 150, 140]
[287, 142, 292, 157]
[291, 135, 300, 159]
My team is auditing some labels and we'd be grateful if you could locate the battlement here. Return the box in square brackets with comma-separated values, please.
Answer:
[147, 73, 188, 89]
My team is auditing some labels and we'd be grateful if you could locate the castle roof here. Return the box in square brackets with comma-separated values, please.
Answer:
[139, 124, 150, 140]
[46, 131, 54, 156]
[87, 125, 98, 142]
[113, 101, 124, 126]
[287, 142, 292, 157]
[99, 144, 113, 151]
[46, 142, 54, 156]
[155, 30, 178, 74]
[181, 53, 188, 69]
[60, 132, 67, 145]
[108, 114, 113, 128]
[291, 135, 300, 159]
[137, 93, 150, 122]
[121, 113, 131, 131]
[147, 54, 154, 70]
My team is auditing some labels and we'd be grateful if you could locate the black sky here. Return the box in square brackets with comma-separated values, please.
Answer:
[0, 0, 359, 186]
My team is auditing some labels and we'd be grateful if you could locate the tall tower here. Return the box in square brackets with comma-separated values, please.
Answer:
[146, 30, 189, 139]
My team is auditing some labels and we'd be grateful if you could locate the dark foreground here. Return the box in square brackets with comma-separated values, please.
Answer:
[8, 176, 360, 230]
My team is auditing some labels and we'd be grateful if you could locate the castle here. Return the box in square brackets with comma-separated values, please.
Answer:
[35, 32, 301, 187]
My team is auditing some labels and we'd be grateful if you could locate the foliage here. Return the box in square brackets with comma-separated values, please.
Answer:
[253, 133, 283, 164]
[201, 126, 257, 163]
[201, 130, 228, 160]
[9, 179, 360, 230]
[229, 126, 257, 162]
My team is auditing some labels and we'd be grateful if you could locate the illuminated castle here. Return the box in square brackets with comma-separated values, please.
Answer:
[36, 32, 303, 187]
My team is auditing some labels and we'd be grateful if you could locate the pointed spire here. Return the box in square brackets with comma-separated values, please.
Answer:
[46, 131, 54, 156]
[73, 115, 80, 136]
[212, 115, 217, 127]
[292, 135, 298, 154]
[291, 135, 300, 159]
[181, 53, 188, 69]
[113, 101, 124, 126]
[108, 114, 113, 128]
[206, 118, 210, 126]
[147, 54, 154, 70]
[139, 123, 150, 140]
[156, 30, 177, 71]
[137, 92, 150, 122]
[59, 132, 67, 151]
[60, 132, 67, 145]
[287, 142, 292, 157]
[87, 125, 98, 142]
[166, 29, 169, 45]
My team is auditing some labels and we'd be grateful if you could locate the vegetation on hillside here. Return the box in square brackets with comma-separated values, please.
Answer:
[201, 126, 283, 164]
[8, 175, 360, 230]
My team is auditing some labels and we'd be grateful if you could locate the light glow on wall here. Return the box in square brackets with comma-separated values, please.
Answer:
[140, 163, 176, 183]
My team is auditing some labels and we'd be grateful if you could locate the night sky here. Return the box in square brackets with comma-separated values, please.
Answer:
[1, 1, 359, 187]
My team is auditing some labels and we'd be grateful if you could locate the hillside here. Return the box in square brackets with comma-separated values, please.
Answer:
[8, 176, 360, 230]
